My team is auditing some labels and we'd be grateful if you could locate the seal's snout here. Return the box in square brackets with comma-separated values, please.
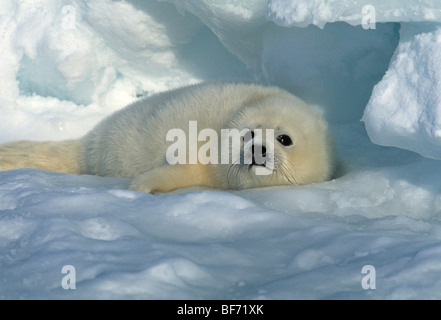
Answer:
[252, 144, 266, 166]
[241, 129, 269, 167]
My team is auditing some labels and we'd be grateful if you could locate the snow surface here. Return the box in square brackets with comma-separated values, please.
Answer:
[1, 0, 441, 299]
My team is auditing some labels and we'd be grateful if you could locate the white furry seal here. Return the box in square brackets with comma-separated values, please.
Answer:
[0, 82, 336, 193]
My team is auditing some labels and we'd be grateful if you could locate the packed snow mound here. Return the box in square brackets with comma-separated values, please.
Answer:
[0, 0, 206, 142]
[362, 24, 441, 160]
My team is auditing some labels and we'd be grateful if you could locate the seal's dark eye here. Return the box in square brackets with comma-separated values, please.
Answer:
[277, 134, 293, 146]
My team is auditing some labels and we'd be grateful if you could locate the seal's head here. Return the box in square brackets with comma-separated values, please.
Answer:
[221, 95, 336, 190]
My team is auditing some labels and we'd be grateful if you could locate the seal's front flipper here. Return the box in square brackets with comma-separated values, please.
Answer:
[129, 164, 214, 194]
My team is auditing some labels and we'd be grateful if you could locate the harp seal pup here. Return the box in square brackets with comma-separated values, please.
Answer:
[0, 82, 336, 193]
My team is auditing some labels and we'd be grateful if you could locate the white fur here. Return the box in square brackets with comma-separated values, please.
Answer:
[0, 82, 336, 193]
